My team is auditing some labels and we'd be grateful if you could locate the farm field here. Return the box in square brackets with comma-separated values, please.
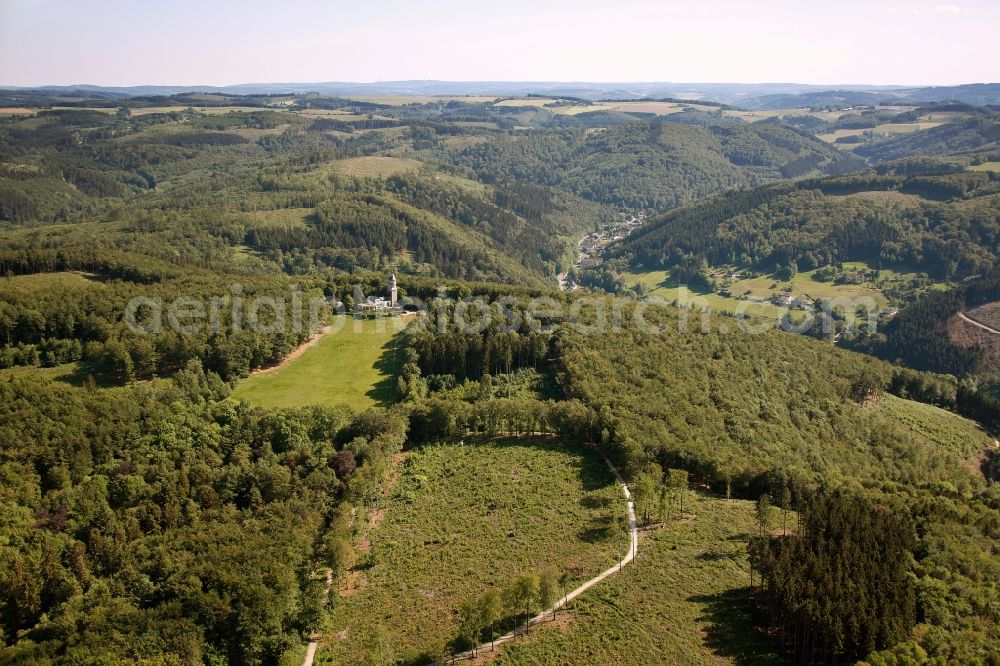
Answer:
[493, 493, 784, 665]
[53, 105, 273, 115]
[315, 439, 628, 664]
[229, 316, 408, 412]
[968, 161, 1000, 172]
[347, 95, 500, 105]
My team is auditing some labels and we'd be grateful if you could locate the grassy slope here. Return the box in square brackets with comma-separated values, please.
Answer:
[230, 317, 406, 412]
[316, 439, 628, 664]
[876, 393, 995, 465]
[495, 493, 783, 665]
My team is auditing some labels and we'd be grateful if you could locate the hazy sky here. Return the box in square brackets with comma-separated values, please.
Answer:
[1, 0, 997, 87]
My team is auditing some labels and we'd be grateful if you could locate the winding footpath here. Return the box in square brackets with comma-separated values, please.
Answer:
[303, 457, 638, 666]
[449, 457, 639, 662]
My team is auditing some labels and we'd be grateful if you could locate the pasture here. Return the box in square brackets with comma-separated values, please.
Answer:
[315, 439, 627, 664]
[229, 316, 407, 412]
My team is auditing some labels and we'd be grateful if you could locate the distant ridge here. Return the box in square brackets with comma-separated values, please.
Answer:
[2, 81, 999, 106]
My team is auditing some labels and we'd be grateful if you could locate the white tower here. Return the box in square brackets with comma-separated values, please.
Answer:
[388, 273, 398, 306]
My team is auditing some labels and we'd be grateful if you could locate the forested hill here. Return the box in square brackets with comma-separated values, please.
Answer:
[0, 106, 613, 285]
[855, 113, 1000, 162]
[433, 120, 864, 211]
[618, 167, 1000, 280]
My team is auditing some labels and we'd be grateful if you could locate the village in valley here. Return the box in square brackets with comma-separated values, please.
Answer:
[558, 212, 645, 291]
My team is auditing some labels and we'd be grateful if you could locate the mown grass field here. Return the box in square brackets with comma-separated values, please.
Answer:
[493, 493, 784, 665]
[968, 162, 1000, 173]
[316, 439, 628, 664]
[229, 317, 407, 412]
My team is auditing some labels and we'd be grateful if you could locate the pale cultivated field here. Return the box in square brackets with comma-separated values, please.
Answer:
[49, 105, 274, 115]
[346, 95, 499, 105]
[817, 128, 867, 143]
[328, 156, 487, 194]
[831, 190, 926, 206]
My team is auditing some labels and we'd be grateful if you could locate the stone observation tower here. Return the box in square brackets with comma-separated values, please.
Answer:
[388, 273, 398, 306]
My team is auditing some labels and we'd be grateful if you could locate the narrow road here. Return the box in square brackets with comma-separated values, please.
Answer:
[449, 457, 638, 662]
[302, 569, 333, 666]
[959, 312, 1000, 336]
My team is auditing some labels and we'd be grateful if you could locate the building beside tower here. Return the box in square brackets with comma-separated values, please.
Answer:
[356, 273, 401, 315]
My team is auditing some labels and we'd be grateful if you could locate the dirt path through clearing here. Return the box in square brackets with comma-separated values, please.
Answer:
[249, 326, 333, 376]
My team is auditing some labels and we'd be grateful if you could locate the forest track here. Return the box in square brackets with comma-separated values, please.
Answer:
[959, 312, 1000, 336]
[448, 457, 638, 662]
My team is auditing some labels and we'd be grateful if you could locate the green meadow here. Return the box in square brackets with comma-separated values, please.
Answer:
[230, 316, 408, 412]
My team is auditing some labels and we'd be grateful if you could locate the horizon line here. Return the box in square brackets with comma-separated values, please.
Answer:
[2, 79, 997, 91]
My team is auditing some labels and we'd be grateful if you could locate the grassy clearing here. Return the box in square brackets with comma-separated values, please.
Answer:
[493, 493, 783, 665]
[876, 394, 994, 464]
[874, 122, 944, 134]
[968, 162, 1000, 173]
[966, 301, 1000, 330]
[237, 207, 314, 228]
[316, 439, 627, 664]
[817, 128, 867, 143]
[328, 156, 487, 195]
[229, 317, 407, 412]
[0, 271, 103, 293]
[831, 190, 926, 206]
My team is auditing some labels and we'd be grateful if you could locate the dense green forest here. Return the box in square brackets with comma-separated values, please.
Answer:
[429, 120, 862, 210]
[0, 364, 409, 663]
[619, 168, 1000, 280]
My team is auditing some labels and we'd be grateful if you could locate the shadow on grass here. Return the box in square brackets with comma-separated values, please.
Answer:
[688, 587, 785, 665]
[366, 330, 404, 406]
[577, 520, 613, 543]
[580, 494, 611, 509]
[429, 437, 615, 485]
